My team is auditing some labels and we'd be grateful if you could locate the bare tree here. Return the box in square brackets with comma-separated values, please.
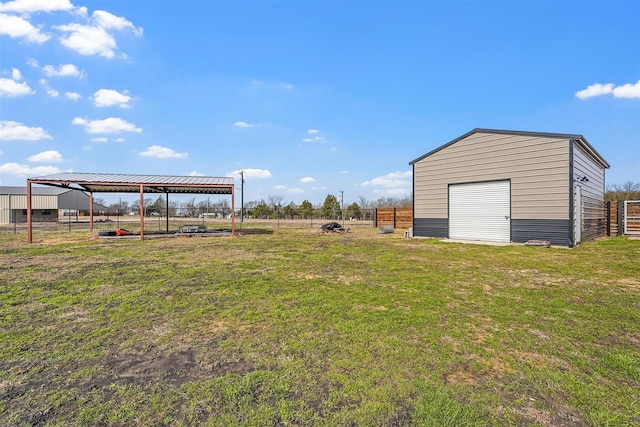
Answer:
[268, 195, 284, 210]
[606, 181, 640, 201]
[184, 197, 198, 217]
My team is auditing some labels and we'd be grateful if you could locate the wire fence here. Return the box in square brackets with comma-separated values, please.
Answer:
[0, 208, 378, 237]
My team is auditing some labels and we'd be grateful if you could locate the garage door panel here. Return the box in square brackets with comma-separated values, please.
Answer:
[449, 181, 510, 242]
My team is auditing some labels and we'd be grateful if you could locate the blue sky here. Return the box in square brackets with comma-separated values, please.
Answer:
[1, 0, 639, 206]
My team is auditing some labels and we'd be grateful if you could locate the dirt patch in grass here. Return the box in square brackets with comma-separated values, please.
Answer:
[102, 345, 254, 387]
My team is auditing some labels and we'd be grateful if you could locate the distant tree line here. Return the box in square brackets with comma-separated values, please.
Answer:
[241, 193, 412, 220]
[605, 181, 640, 201]
[98, 193, 413, 219]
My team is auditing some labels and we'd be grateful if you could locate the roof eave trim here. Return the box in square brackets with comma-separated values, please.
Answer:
[409, 128, 610, 168]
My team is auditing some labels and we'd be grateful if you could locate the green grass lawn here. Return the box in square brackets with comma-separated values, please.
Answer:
[1, 229, 639, 426]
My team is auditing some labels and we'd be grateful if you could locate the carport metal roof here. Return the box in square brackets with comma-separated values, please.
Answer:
[27, 172, 234, 194]
[26, 172, 235, 243]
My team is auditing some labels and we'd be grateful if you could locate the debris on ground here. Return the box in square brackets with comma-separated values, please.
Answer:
[317, 222, 350, 234]
[524, 240, 551, 247]
[177, 225, 208, 234]
[378, 225, 394, 234]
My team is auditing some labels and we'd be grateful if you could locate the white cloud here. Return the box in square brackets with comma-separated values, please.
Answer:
[0, 120, 52, 140]
[90, 137, 108, 143]
[0, 0, 75, 13]
[302, 136, 326, 143]
[189, 170, 205, 176]
[38, 78, 59, 97]
[288, 187, 304, 194]
[361, 170, 412, 188]
[54, 10, 142, 58]
[65, 91, 81, 100]
[302, 129, 327, 143]
[612, 80, 640, 98]
[0, 162, 61, 176]
[227, 168, 272, 179]
[300, 176, 315, 183]
[27, 150, 63, 163]
[575, 83, 614, 99]
[0, 13, 51, 43]
[55, 24, 116, 58]
[72, 117, 142, 134]
[26, 57, 38, 67]
[93, 88, 132, 107]
[42, 63, 82, 77]
[0, 76, 34, 97]
[93, 10, 142, 35]
[11, 68, 22, 80]
[575, 80, 640, 100]
[233, 121, 259, 128]
[273, 184, 287, 190]
[140, 145, 187, 159]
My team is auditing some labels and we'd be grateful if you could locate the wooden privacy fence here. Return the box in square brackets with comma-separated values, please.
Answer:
[375, 202, 640, 236]
[607, 200, 640, 236]
[374, 207, 412, 229]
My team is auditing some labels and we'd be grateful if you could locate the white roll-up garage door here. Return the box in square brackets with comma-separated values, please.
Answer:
[449, 180, 511, 242]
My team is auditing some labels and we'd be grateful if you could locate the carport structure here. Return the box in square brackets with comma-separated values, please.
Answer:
[26, 173, 235, 243]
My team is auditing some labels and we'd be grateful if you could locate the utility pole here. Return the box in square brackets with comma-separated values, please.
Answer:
[240, 170, 244, 223]
[340, 190, 344, 227]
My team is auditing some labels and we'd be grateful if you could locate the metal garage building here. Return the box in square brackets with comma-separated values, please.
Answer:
[0, 186, 107, 225]
[409, 129, 610, 247]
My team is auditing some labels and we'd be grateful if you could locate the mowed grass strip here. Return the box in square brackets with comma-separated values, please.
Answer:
[1, 229, 639, 426]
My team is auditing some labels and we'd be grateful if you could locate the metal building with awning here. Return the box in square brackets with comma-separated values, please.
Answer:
[26, 172, 235, 243]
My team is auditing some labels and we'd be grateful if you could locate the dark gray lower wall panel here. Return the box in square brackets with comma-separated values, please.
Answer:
[512, 219, 570, 247]
[413, 218, 448, 238]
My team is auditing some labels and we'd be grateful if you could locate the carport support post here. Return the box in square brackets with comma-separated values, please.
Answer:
[231, 185, 235, 236]
[165, 193, 169, 234]
[27, 180, 32, 243]
[139, 185, 145, 240]
[89, 192, 94, 236]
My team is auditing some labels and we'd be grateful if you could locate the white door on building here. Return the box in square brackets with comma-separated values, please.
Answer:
[449, 180, 511, 243]
[574, 184, 582, 245]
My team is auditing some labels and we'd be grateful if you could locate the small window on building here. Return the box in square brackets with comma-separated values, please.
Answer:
[41, 210, 51, 215]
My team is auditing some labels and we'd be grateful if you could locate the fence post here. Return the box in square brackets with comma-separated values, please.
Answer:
[606, 201, 611, 236]
[617, 201, 624, 236]
[374, 208, 377, 228]
[393, 207, 397, 228]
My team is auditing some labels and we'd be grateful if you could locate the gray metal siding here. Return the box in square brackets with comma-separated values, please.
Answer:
[0, 195, 8, 224]
[8, 194, 59, 210]
[573, 141, 606, 242]
[58, 190, 93, 210]
[413, 132, 570, 222]
[512, 219, 571, 247]
[413, 218, 448, 238]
